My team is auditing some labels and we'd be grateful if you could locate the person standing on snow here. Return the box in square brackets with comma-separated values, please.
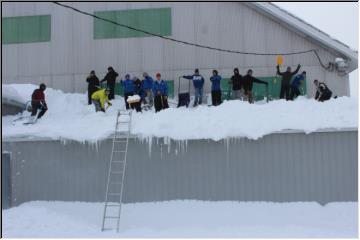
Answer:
[100, 66, 118, 100]
[86, 70, 100, 105]
[277, 64, 301, 100]
[229, 68, 244, 100]
[120, 74, 135, 110]
[210, 70, 222, 106]
[153, 73, 169, 112]
[289, 71, 306, 100]
[142, 72, 154, 107]
[314, 79, 333, 102]
[31, 83, 48, 120]
[91, 88, 112, 112]
[242, 69, 268, 103]
[183, 68, 205, 107]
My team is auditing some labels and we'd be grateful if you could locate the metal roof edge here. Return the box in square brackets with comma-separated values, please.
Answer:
[2, 128, 358, 143]
[245, 2, 358, 72]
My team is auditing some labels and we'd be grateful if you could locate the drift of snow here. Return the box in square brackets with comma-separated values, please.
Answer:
[2, 84, 358, 142]
[2, 200, 357, 238]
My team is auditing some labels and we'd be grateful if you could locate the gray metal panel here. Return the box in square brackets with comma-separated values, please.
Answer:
[2, 2, 350, 96]
[2, 152, 12, 209]
[2, 130, 357, 206]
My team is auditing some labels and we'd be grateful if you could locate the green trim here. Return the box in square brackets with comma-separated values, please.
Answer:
[2, 15, 51, 44]
[221, 76, 307, 101]
[94, 8, 172, 39]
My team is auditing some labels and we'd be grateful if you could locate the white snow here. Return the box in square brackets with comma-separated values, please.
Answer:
[127, 94, 141, 102]
[2, 200, 357, 238]
[2, 84, 358, 142]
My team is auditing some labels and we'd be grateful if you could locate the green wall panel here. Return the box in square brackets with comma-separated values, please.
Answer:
[220, 76, 307, 101]
[94, 8, 171, 39]
[2, 15, 51, 44]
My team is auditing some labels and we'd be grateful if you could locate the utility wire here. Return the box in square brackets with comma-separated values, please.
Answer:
[53, 2, 332, 69]
[54, 2, 313, 56]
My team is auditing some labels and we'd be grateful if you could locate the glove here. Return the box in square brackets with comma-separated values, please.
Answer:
[108, 102, 112, 106]
[298, 64, 301, 68]
[101, 108, 105, 112]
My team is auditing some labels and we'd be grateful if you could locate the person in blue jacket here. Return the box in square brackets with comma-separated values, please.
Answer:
[290, 71, 306, 100]
[142, 72, 154, 107]
[120, 74, 135, 109]
[210, 70, 222, 106]
[152, 73, 169, 112]
[183, 68, 205, 107]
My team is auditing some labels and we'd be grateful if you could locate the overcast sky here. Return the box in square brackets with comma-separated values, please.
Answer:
[274, 2, 358, 97]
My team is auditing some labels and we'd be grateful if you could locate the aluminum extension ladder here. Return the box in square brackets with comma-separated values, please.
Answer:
[101, 109, 132, 232]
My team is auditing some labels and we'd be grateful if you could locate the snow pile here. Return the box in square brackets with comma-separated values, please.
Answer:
[2, 200, 357, 238]
[2, 84, 27, 103]
[127, 94, 141, 103]
[2, 84, 358, 142]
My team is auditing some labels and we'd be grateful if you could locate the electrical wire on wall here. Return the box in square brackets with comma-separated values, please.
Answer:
[53, 2, 333, 71]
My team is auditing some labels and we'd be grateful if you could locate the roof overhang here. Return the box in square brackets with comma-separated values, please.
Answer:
[245, 2, 358, 73]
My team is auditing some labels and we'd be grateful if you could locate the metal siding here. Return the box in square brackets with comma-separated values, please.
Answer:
[2, 2, 350, 96]
[2, 130, 357, 206]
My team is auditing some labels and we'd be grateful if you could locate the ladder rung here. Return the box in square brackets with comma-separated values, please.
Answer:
[108, 193, 121, 196]
[112, 161, 124, 163]
[114, 140, 127, 143]
[102, 228, 114, 231]
[105, 216, 119, 219]
[110, 171, 124, 174]
[113, 150, 126, 153]
[110, 182, 123, 184]
[106, 204, 121, 207]
[118, 121, 130, 123]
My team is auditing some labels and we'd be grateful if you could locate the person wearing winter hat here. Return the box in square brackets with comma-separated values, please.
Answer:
[152, 73, 169, 112]
[120, 74, 135, 109]
[30, 83, 48, 120]
[100, 66, 118, 100]
[91, 88, 112, 112]
[142, 72, 154, 107]
[86, 70, 100, 105]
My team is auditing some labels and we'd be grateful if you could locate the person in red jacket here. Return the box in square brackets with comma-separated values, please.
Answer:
[31, 83, 48, 119]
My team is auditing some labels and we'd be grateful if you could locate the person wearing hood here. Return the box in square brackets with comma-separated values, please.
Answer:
[152, 73, 169, 112]
[91, 88, 112, 112]
[100, 66, 118, 100]
[86, 70, 100, 105]
[277, 64, 301, 100]
[142, 72, 154, 107]
[290, 71, 306, 100]
[229, 68, 244, 100]
[120, 74, 135, 110]
[210, 70, 222, 106]
[183, 68, 205, 107]
[31, 83, 48, 120]
[314, 79, 333, 102]
[243, 69, 268, 103]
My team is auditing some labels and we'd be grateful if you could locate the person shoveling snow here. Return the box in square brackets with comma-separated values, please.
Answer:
[91, 88, 112, 112]
[127, 94, 141, 112]
[24, 83, 48, 125]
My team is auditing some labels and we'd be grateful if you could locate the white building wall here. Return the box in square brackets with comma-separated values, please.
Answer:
[2, 2, 350, 97]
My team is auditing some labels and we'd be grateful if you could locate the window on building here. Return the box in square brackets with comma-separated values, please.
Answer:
[2, 15, 51, 44]
[94, 8, 172, 39]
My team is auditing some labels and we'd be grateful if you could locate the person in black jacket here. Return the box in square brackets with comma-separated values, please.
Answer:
[229, 68, 244, 100]
[314, 79, 333, 102]
[277, 64, 301, 100]
[243, 69, 268, 103]
[86, 70, 100, 105]
[100, 66, 118, 100]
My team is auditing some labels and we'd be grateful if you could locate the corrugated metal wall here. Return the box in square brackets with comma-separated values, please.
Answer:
[3, 130, 357, 207]
[2, 2, 350, 97]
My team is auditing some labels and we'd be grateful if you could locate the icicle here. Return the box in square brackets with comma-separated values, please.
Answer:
[148, 136, 152, 158]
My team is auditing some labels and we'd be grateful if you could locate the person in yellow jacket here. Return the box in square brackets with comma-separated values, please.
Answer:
[91, 88, 112, 112]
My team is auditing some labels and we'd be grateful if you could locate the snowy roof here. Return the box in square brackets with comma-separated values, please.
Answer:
[246, 2, 358, 72]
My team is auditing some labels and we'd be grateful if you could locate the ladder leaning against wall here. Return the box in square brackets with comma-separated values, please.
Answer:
[101, 109, 132, 232]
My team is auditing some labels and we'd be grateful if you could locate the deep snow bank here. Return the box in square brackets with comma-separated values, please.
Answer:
[2, 201, 357, 237]
[2, 84, 358, 142]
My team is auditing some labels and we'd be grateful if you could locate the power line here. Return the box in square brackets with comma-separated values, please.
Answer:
[52, 2, 319, 57]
